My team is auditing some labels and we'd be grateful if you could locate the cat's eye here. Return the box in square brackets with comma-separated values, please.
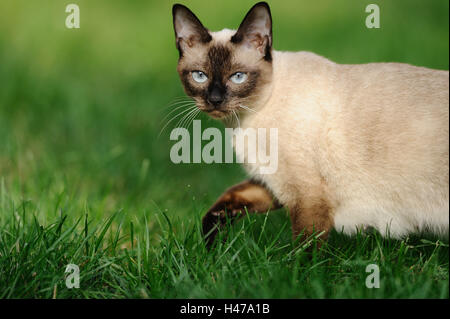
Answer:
[191, 71, 208, 83]
[230, 72, 247, 84]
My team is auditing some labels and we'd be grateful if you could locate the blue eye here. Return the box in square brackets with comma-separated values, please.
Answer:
[230, 72, 247, 84]
[192, 71, 208, 83]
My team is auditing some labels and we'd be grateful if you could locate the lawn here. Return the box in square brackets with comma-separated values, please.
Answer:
[0, 0, 448, 298]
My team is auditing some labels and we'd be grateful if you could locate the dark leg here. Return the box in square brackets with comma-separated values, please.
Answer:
[288, 197, 333, 249]
[202, 179, 282, 247]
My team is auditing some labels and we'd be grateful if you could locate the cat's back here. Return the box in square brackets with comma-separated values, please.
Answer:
[272, 50, 448, 108]
[271, 50, 449, 170]
[332, 61, 449, 172]
[338, 61, 449, 116]
[271, 50, 338, 85]
[268, 50, 449, 237]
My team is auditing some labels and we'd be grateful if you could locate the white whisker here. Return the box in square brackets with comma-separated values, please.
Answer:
[232, 110, 241, 129]
[158, 105, 197, 138]
[161, 102, 197, 122]
[176, 107, 199, 134]
[239, 104, 258, 114]
[161, 100, 196, 113]
[159, 96, 195, 113]
[184, 108, 201, 130]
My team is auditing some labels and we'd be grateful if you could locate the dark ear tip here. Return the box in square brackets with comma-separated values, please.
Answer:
[254, 2, 271, 11]
[249, 2, 272, 20]
[172, 3, 188, 15]
[255, 1, 270, 7]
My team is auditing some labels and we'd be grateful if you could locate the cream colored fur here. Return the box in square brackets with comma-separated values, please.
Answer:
[214, 31, 449, 238]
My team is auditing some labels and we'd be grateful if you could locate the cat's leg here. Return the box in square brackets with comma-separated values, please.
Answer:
[288, 195, 333, 248]
[202, 179, 282, 247]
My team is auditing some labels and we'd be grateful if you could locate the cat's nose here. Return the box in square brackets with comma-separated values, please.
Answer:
[208, 87, 225, 107]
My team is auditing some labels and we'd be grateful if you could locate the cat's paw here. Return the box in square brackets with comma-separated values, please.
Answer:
[201, 209, 242, 248]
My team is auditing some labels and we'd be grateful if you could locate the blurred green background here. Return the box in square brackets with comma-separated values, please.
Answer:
[0, 0, 448, 230]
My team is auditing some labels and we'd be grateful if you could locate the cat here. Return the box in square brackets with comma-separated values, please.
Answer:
[172, 2, 449, 247]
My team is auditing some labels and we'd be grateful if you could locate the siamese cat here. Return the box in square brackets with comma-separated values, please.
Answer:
[172, 2, 449, 247]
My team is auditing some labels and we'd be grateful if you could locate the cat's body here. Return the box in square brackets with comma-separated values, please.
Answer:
[237, 49, 449, 238]
[172, 3, 449, 246]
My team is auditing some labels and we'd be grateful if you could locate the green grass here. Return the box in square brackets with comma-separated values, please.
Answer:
[1, 200, 448, 298]
[0, 0, 448, 298]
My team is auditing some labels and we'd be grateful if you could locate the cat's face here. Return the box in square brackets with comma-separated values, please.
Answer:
[173, 2, 273, 119]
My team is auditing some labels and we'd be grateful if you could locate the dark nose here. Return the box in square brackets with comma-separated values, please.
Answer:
[208, 86, 225, 107]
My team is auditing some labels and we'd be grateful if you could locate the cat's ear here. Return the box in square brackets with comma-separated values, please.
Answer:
[231, 2, 272, 61]
[172, 4, 211, 54]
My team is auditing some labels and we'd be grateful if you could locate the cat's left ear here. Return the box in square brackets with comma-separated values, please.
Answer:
[231, 2, 272, 61]
[172, 4, 211, 55]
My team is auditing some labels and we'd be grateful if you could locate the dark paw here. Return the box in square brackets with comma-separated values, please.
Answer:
[201, 210, 241, 248]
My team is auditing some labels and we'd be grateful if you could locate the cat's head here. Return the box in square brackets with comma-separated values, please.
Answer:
[172, 2, 273, 119]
